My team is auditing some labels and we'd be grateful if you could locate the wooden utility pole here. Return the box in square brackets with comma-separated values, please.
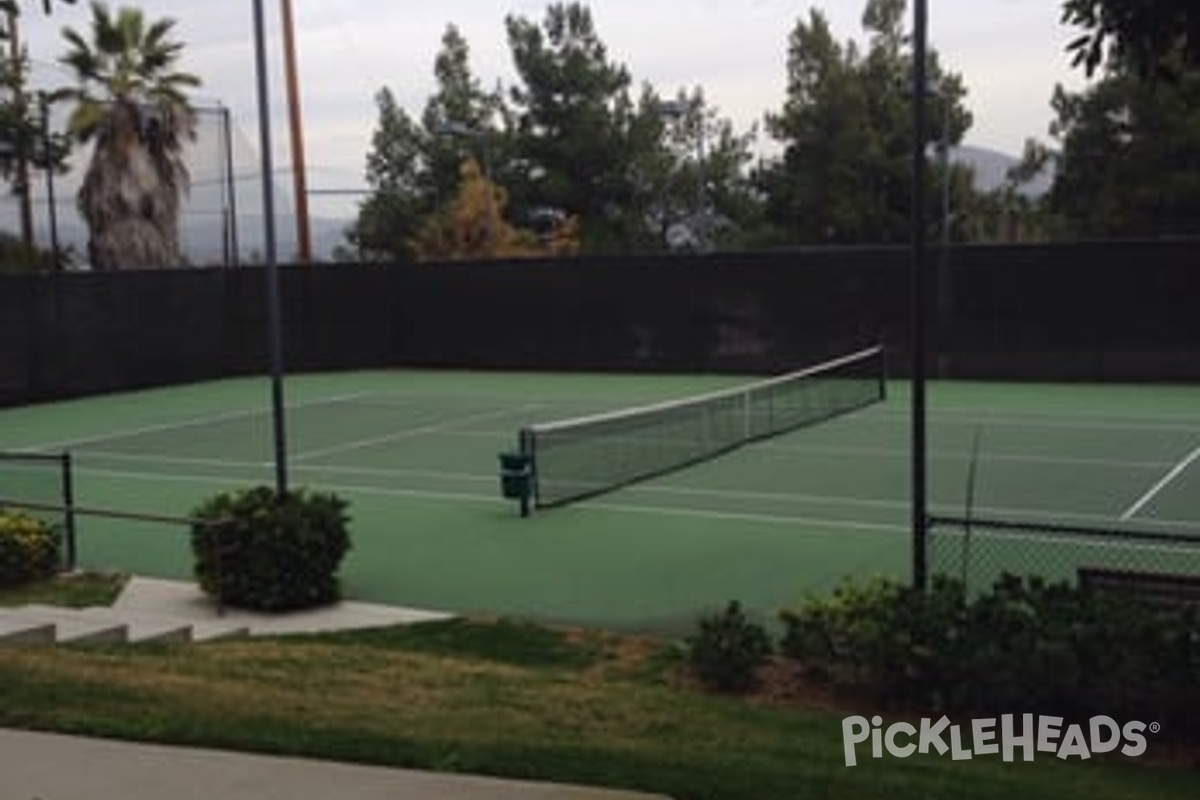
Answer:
[279, 0, 312, 262]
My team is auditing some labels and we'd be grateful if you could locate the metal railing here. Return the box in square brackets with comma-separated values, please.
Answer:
[0, 451, 76, 569]
[0, 498, 234, 615]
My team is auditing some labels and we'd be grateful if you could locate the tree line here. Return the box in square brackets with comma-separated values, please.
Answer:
[0, 0, 1195, 269]
[349, 0, 1198, 261]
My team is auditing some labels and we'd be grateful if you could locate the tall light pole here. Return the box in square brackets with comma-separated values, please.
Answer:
[911, 0, 931, 592]
[928, 80, 953, 379]
[252, 0, 289, 495]
[438, 121, 495, 252]
[218, 103, 240, 267]
[38, 92, 60, 266]
[658, 98, 708, 248]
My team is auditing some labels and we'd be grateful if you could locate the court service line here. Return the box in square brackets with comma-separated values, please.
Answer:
[77, 466, 502, 506]
[73, 463, 1200, 535]
[82, 450, 909, 515]
[82, 450, 498, 483]
[758, 441, 1174, 470]
[631, 482, 906, 511]
[936, 525, 1200, 556]
[83, 451, 273, 472]
[73, 465, 899, 530]
[1120, 443, 1200, 521]
[870, 407, 1200, 432]
[33, 392, 375, 451]
[291, 404, 544, 462]
[73, 452, 1199, 532]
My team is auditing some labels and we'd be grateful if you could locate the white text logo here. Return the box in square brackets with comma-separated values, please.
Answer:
[842, 715, 1153, 766]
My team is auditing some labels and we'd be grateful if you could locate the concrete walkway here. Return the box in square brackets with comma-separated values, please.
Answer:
[111, 575, 457, 635]
[0, 728, 672, 800]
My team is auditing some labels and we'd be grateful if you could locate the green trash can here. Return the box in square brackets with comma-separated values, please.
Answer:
[498, 452, 533, 516]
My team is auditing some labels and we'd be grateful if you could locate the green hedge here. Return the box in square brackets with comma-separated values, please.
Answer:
[190, 486, 352, 612]
[777, 574, 1200, 742]
[0, 510, 60, 587]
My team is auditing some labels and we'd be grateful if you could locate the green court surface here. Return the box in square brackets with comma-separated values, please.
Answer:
[1, 369, 1199, 634]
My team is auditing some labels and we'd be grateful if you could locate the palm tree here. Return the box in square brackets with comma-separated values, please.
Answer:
[58, 2, 199, 269]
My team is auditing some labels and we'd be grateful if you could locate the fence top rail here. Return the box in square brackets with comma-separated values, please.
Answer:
[0, 451, 68, 464]
[929, 513, 1200, 546]
[0, 498, 227, 529]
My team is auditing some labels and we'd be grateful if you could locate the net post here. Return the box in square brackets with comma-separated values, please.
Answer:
[741, 389, 752, 441]
[518, 427, 536, 515]
[877, 344, 889, 402]
[61, 451, 77, 572]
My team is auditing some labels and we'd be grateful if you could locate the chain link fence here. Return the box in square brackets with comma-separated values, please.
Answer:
[929, 514, 1200, 599]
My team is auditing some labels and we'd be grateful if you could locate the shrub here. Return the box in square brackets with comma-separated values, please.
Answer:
[779, 573, 1200, 741]
[779, 574, 968, 708]
[686, 601, 773, 693]
[0, 510, 60, 587]
[191, 486, 351, 612]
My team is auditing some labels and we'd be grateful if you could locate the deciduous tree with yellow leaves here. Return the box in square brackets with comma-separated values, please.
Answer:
[412, 157, 578, 261]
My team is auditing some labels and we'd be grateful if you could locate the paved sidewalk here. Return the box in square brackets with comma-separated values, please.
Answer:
[112, 576, 457, 635]
[0, 728, 672, 800]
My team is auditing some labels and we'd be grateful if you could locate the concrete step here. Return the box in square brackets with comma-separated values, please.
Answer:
[0, 617, 55, 645]
[184, 621, 252, 643]
[77, 607, 194, 644]
[7, 606, 127, 644]
[1, 576, 454, 646]
[1, 605, 251, 645]
[82, 606, 251, 643]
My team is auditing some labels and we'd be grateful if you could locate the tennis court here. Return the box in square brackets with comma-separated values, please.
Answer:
[1, 360, 1199, 633]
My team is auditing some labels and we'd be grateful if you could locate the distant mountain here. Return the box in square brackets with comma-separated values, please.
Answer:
[950, 144, 1054, 198]
[179, 214, 354, 265]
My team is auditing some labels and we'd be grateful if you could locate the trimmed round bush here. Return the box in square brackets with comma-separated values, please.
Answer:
[190, 486, 351, 612]
[0, 509, 60, 587]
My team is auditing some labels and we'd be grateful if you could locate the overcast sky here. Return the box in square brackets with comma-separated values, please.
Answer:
[18, 0, 1090, 222]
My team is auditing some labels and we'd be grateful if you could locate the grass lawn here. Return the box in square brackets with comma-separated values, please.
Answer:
[0, 612, 1195, 800]
[0, 571, 126, 608]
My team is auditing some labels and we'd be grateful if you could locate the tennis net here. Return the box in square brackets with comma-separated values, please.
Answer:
[519, 345, 886, 508]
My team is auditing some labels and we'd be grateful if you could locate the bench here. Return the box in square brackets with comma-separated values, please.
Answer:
[1077, 566, 1200, 608]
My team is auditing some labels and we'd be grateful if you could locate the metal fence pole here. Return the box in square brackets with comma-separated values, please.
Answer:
[911, 0, 931, 591]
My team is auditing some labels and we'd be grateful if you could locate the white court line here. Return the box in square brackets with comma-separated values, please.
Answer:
[72, 448, 1198, 530]
[77, 466, 502, 506]
[82, 450, 497, 483]
[1121, 444, 1200, 521]
[933, 524, 1200, 555]
[73, 461, 1200, 536]
[291, 404, 543, 462]
[76, 464, 905, 532]
[35, 392, 373, 450]
[757, 441, 1174, 470]
[582, 501, 906, 534]
[871, 407, 1200, 432]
